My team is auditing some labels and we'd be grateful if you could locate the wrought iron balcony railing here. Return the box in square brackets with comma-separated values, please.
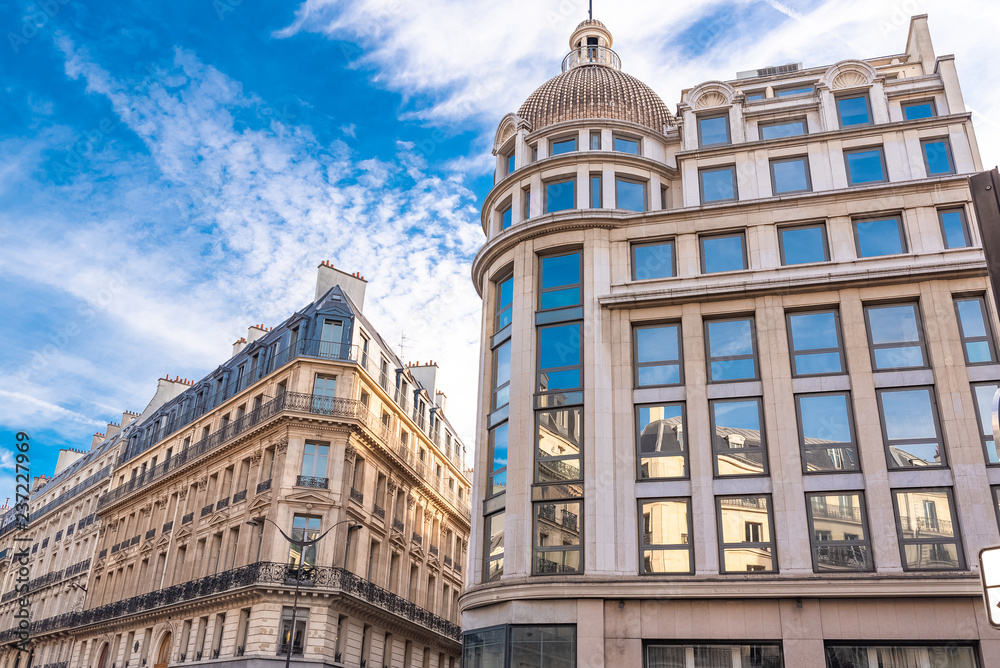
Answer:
[296, 476, 328, 489]
[350, 487, 364, 504]
[0, 561, 460, 645]
[232, 489, 247, 503]
[257, 478, 272, 494]
[373, 504, 385, 520]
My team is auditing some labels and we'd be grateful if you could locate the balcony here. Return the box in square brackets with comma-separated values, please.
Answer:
[429, 545, 439, 557]
[561, 44, 621, 72]
[216, 498, 230, 510]
[257, 478, 272, 494]
[201, 504, 214, 517]
[393, 519, 405, 533]
[182, 513, 194, 525]
[162, 521, 173, 533]
[350, 487, 364, 505]
[99, 389, 471, 521]
[412, 532, 423, 546]
[443, 555, 452, 568]
[373, 504, 386, 520]
[232, 489, 247, 504]
[0, 561, 461, 644]
[296, 476, 329, 489]
[145, 529, 156, 540]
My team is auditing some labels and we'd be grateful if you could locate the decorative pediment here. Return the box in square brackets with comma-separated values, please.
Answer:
[140, 541, 155, 555]
[285, 489, 337, 508]
[156, 534, 172, 549]
[688, 81, 736, 110]
[208, 509, 231, 528]
[174, 527, 191, 542]
[94, 558, 105, 572]
[247, 495, 271, 514]
[823, 60, 876, 90]
[492, 113, 529, 155]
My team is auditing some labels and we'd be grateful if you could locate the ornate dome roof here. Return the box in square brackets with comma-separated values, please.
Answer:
[517, 65, 673, 135]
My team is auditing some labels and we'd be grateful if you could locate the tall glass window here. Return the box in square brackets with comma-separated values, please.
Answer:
[544, 178, 576, 213]
[854, 216, 905, 257]
[484, 511, 504, 582]
[616, 177, 646, 212]
[590, 173, 602, 208]
[972, 383, 999, 465]
[705, 316, 758, 382]
[845, 147, 887, 185]
[639, 498, 693, 574]
[536, 407, 582, 483]
[537, 323, 582, 394]
[300, 443, 329, 479]
[938, 207, 970, 248]
[589, 131, 601, 150]
[631, 240, 675, 280]
[877, 387, 946, 468]
[487, 423, 508, 497]
[864, 302, 927, 370]
[492, 341, 511, 413]
[506, 151, 515, 175]
[806, 492, 872, 572]
[787, 309, 846, 376]
[796, 393, 859, 473]
[636, 403, 686, 479]
[779, 223, 828, 265]
[836, 94, 872, 127]
[922, 138, 955, 175]
[770, 156, 811, 194]
[955, 296, 996, 364]
[697, 114, 730, 147]
[500, 205, 512, 231]
[699, 165, 738, 203]
[711, 398, 767, 476]
[892, 488, 964, 570]
[534, 499, 582, 574]
[633, 323, 682, 387]
[289, 515, 321, 568]
[717, 495, 775, 573]
[522, 187, 531, 220]
[700, 232, 747, 273]
[494, 275, 513, 332]
[538, 252, 581, 310]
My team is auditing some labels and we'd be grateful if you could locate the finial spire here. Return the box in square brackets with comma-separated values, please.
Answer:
[589, 0, 593, 21]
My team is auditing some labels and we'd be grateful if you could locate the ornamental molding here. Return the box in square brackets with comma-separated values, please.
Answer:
[493, 113, 530, 154]
[249, 448, 262, 464]
[275, 439, 289, 454]
[822, 59, 877, 90]
[687, 80, 736, 110]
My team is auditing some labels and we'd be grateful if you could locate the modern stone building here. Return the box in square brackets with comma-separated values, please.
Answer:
[0, 263, 470, 668]
[463, 14, 1000, 667]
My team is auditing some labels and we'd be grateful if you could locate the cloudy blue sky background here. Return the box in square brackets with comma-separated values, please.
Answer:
[1, 0, 998, 499]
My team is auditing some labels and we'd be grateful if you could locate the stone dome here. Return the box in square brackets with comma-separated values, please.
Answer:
[517, 65, 673, 135]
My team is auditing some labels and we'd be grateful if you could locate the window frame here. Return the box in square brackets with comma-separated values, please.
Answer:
[698, 164, 739, 204]
[777, 222, 830, 266]
[993, 486, 1000, 533]
[795, 392, 860, 474]
[971, 382, 999, 466]
[535, 321, 583, 395]
[758, 117, 807, 140]
[852, 215, 906, 258]
[709, 396, 769, 478]
[300, 442, 330, 479]
[589, 131, 601, 150]
[699, 231, 748, 274]
[769, 155, 813, 195]
[491, 339, 511, 413]
[532, 497, 583, 576]
[535, 405, 583, 485]
[835, 92, 873, 128]
[863, 301, 928, 371]
[590, 173, 602, 208]
[549, 135, 578, 156]
[615, 175, 647, 212]
[876, 386, 948, 469]
[785, 308, 847, 377]
[954, 295, 997, 365]
[704, 315, 759, 383]
[537, 250, 582, 312]
[632, 322, 683, 388]
[500, 203, 512, 231]
[805, 491, 874, 573]
[716, 494, 777, 574]
[635, 401, 687, 481]
[891, 487, 966, 571]
[543, 176, 576, 214]
[483, 509, 505, 583]
[902, 99, 937, 120]
[494, 274, 513, 334]
[696, 113, 731, 148]
[637, 497, 694, 575]
[844, 146, 888, 185]
[631, 239, 676, 281]
[776, 85, 815, 98]
[612, 133, 642, 155]
[938, 206, 971, 249]
[921, 137, 956, 176]
[522, 187, 532, 221]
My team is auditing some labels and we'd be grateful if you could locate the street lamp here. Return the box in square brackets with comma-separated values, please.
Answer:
[245, 517, 362, 668]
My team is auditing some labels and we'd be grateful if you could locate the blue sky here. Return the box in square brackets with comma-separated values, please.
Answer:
[2, 0, 998, 498]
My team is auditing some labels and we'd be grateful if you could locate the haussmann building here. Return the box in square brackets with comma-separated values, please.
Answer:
[462, 14, 1000, 668]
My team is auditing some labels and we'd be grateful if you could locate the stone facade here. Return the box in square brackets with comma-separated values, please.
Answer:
[464, 14, 1000, 668]
[0, 265, 470, 668]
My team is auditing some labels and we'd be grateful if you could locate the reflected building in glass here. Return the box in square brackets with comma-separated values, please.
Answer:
[463, 14, 1000, 668]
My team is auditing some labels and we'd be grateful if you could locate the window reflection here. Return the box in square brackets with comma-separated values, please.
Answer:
[637, 403, 686, 479]
[797, 393, 858, 472]
[711, 398, 766, 476]
[787, 310, 845, 376]
[865, 303, 925, 369]
[536, 408, 582, 483]
[639, 499, 692, 574]
[807, 493, 871, 571]
[718, 496, 774, 573]
[706, 317, 757, 382]
[893, 488, 963, 570]
[634, 324, 682, 386]
[878, 387, 945, 468]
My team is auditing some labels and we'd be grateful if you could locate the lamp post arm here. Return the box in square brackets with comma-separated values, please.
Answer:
[256, 516, 359, 548]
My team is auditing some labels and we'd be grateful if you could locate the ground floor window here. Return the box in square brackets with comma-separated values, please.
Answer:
[464, 624, 575, 668]
[646, 642, 782, 668]
[826, 644, 978, 668]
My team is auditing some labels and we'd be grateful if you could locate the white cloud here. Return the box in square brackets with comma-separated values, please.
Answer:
[279, 0, 1000, 167]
